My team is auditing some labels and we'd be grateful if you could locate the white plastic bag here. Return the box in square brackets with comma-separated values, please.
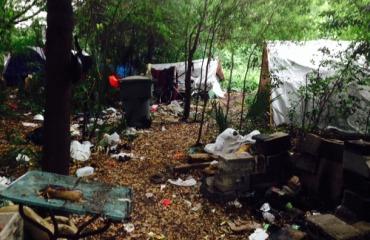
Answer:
[204, 128, 260, 156]
[70, 140, 92, 161]
[76, 166, 94, 177]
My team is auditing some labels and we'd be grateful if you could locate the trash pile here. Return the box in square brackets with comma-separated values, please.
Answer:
[151, 100, 183, 123]
[164, 128, 370, 239]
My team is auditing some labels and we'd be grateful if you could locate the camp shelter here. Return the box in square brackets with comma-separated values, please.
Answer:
[2, 47, 45, 87]
[149, 58, 225, 99]
[255, 40, 370, 134]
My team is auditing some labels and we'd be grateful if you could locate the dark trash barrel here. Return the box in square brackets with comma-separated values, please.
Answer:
[119, 76, 152, 128]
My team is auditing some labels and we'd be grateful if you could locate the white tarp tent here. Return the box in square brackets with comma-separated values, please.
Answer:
[149, 58, 225, 98]
[266, 40, 370, 133]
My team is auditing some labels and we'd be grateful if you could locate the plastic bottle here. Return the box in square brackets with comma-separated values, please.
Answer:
[76, 166, 94, 177]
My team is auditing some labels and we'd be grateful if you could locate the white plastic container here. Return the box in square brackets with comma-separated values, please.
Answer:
[76, 166, 94, 177]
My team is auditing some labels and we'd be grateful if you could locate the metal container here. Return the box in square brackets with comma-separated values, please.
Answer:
[119, 76, 152, 128]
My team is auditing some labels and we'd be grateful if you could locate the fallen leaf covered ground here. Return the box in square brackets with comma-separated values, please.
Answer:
[0, 94, 263, 240]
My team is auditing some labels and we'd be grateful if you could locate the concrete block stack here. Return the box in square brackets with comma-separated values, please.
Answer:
[339, 140, 370, 221]
[212, 152, 255, 193]
[293, 134, 344, 203]
[251, 132, 291, 187]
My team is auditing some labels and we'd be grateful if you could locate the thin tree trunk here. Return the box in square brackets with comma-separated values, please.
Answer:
[239, 46, 257, 130]
[183, 0, 208, 120]
[225, 49, 234, 123]
[194, 31, 211, 121]
[42, 0, 73, 175]
[196, 25, 217, 145]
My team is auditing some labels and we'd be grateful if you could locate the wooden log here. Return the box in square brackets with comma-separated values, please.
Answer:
[188, 153, 214, 163]
[173, 162, 212, 172]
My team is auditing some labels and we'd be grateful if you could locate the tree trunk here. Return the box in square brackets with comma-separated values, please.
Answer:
[183, 0, 208, 120]
[42, 0, 73, 175]
[225, 49, 234, 123]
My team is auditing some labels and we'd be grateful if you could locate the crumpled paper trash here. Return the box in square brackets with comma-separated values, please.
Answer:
[70, 140, 93, 161]
[204, 128, 260, 156]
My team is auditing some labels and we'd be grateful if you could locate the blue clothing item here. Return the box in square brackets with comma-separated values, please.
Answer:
[116, 64, 132, 78]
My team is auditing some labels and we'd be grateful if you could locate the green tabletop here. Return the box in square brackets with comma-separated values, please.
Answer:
[0, 171, 132, 221]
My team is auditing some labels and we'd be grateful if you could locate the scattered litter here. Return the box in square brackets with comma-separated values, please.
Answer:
[227, 199, 242, 208]
[160, 184, 166, 191]
[96, 118, 104, 125]
[124, 127, 137, 136]
[227, 221, 262, 233]
[167, 100, 183, 115]
[260, 203, 275, 223]
[0, 177, 11, 190]
[161, 198, 172, 207]
[243, 130, 261, 144]
[103, 132, 120, 146]
[262, 211, 275, 223]
[76, 166, 94, 177]
[147, 232, 165, 240]
[70, 140, 92, 161]
[22, 122, 38, 128]
[248, 228, 269, 240]
[161, 126, 166, 131]
[145, 193, 154, 199]
[210, 160, 218, 166]
[168, 176, 196, 187]
[16, 154, 30, 162]
[24, 112, 32, 116]
[106, 107, 117, 114]
[204, 128, 261, 156]
[118, 198, 132, 203]
[191, 203, 202, 212]
[111, 152, 133, 162]
[184, 200, 192, 208]
[291, 224, 300, 230]
[70, 124, 81, 137]
[123, 223, 135, 233]
[150, 104, 159, 112]
[260, 203, 271, 212]
[33, 114, 44, 121]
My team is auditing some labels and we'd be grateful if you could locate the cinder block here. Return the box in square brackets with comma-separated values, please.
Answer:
[341, 190, 370, 222]
[299, 133, 323, 157]
[253, 132, 291, 155]
[320, 138, 344, 163]
[343, 140, 370, 178]
[343, 170, 370, 198]
[306, 214, 363, 240]
[292, 153, 320, 174]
